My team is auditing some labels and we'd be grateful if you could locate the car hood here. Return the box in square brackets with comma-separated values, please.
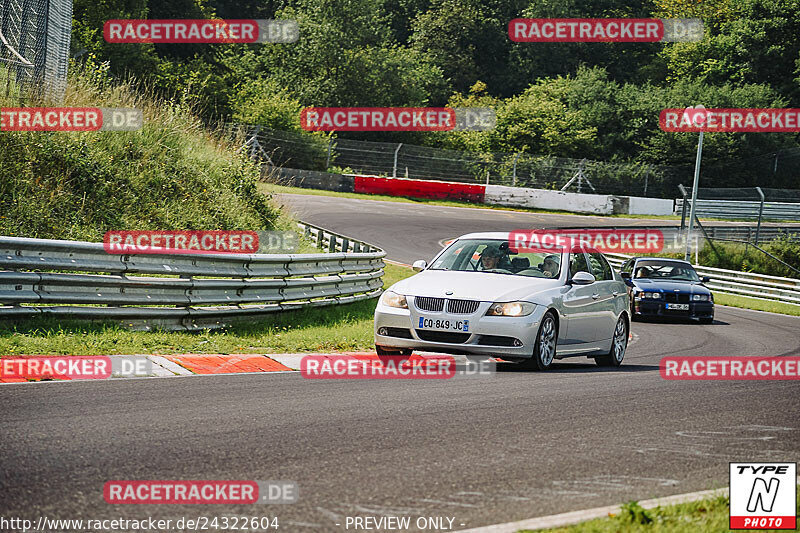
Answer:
[632, 279, 710, 294]
[390, 270, 562, 302]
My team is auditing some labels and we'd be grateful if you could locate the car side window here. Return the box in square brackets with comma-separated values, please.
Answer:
[622, 259, 634, 274]
[569, 252, 589, 278]
[588, 252, 613, 281]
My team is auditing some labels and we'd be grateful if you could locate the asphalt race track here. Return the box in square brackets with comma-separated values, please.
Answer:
[275, 193, 800, 264]
[1, 194, 799, 531]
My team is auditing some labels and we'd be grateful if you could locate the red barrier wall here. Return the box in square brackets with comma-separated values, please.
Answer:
[353, 175, 485, 203]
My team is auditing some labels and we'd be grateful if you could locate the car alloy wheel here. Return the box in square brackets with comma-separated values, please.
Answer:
[596, 316, 627, 367]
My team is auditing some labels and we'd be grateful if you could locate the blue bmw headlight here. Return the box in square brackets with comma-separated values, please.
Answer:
[692, 294, 710, 301]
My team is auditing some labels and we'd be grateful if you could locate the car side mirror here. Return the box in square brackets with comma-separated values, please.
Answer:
[412, 260, 427, 272]
[570, 271, 595, 285]
[702, 276, 710, 283]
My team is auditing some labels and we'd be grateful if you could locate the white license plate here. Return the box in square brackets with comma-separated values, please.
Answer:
[666, 303, 689, 310]
[418, 316, 469, 332]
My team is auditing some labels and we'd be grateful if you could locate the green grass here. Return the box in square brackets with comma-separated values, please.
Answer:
[522, 488, 799, 532]
[0, 263, 415, 356]
[0, 64, 285, 241]
[260, 182, 689, 220]
[715, 293, 800, 316]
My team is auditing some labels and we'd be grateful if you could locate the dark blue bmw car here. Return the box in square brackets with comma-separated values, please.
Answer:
[619, 257, 714, 323]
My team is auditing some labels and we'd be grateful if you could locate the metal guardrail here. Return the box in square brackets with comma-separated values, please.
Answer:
[0, 222, 386, 330]
[675, 198, 800, 221]
[604, 253, 800, 306]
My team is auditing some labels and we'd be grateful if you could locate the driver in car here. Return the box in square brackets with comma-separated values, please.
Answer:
[541, 254, 560, 278]
[477, 244, 508, 271]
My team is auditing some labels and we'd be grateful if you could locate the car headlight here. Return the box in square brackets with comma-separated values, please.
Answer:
[637, 292, 661, 299]
[380, 290, 408, 309]
[692, 294, 710, 301]
[486, 301, 535, 317]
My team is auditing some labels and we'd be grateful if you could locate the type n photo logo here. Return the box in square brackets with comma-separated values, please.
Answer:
[730, 462, 797, 530]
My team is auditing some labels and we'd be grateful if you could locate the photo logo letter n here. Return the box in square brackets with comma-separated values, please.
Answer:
[747, 477, 780, 512]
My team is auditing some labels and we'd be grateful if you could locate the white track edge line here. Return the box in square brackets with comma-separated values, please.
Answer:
[455, 487, 730, 533]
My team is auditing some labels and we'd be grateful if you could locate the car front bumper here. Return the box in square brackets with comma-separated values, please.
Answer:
[633, 299, 714, 319]
[374, 300, 546, 357]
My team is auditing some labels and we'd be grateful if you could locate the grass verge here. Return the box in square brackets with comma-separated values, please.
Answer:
[715, 293, 800, 317]
[523, 488, 799, 532]
[0, 264, 415, 356]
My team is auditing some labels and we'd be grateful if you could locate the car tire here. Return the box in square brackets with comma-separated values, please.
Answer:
[629, 298, 639, 321]
[375, 345, 412, 356]
[519, 311, 558, 371]
[596, 315, 628, 368]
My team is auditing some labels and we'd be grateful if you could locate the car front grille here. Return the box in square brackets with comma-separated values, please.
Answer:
[664, 293, 690, 304]
[446, 299, 480, 314]
[415, 296, 445, 312]
[415, 330, 470, 344]
[414, 297, 479, 314]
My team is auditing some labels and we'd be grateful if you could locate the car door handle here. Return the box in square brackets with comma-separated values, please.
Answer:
[591, 293, 600, 300]
[612, 291, 619, 297]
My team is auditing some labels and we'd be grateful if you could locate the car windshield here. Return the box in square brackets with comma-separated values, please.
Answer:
[634, 260, 701, 281]
[428, 239, 562, 278]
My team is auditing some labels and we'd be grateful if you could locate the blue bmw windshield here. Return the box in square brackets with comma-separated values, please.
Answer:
[634, 260, 701, 282]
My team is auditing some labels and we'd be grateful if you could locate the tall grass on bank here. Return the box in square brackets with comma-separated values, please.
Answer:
[0, 64, 284, 241]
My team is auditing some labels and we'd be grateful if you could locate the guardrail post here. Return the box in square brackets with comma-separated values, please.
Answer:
[341, 238, 350, 253]
[317, 228, 324, 248]
[329, 235, 336, 253]
[755, 186, 765, 245]
[392, 143, 403, 178]
[325, 138, 334, 170]
[354, 242, 362, 253]
[512, 153, 520, 186]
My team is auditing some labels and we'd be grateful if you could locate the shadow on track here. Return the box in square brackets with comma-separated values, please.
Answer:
[493, 362, 659, 374]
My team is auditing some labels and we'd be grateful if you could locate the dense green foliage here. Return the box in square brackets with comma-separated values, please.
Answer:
[70, 0, 800, 184]
[0, 65, 282, 240]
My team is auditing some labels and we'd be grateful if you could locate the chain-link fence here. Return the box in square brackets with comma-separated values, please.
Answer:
[229, 124, 692, 198]
[230, 124, 800, 201]
[0, 0, 72, 102]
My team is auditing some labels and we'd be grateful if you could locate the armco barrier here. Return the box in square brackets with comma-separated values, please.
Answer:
[353, 175, 485, 203]
[0, 222, 385, 331]
[675, 198, 800, 220]
[266, 167, 676, 216]
[604, 253, 800, 306]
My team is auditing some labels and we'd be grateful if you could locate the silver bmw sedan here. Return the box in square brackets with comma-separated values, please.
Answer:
[373, 232, 630, 370]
